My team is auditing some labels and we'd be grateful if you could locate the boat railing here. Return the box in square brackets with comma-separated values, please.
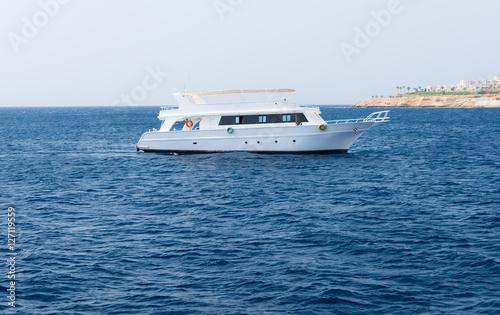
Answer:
[301, 106, 320, 110]
[327, 110, 390, 125]
[160, 106, 179, 111]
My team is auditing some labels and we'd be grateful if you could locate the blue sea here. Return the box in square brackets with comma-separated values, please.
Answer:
[1, 106, 499, 314]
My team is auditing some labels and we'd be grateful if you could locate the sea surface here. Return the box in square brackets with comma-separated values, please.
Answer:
[0, 106, 499, 314]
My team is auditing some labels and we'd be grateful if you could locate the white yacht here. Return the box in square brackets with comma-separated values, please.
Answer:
[135, 89, 389, 154]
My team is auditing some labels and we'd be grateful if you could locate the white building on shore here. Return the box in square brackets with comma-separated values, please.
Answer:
[426, 76, 500, 92]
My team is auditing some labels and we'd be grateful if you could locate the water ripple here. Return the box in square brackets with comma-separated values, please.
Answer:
[0, 107, 498, 314]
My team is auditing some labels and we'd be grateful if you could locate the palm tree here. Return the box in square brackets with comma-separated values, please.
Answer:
[396, 86, 400, 95]
[407, 87, 411, 94]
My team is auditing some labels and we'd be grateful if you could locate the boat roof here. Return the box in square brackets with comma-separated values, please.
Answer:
[162, 88, 311, 119]
[180, 89, 295, 97]
[174, 88, 296, 106]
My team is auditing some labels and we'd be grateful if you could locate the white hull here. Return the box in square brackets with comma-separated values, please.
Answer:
[136, 121, 382, 154]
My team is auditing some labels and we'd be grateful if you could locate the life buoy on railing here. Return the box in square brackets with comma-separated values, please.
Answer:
[319, 124, 327, 131]
[185, 120, 194, 128]
[227, 127, 234, 134]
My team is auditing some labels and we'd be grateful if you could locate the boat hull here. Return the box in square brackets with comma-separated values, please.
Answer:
[136, 121, 382, 154]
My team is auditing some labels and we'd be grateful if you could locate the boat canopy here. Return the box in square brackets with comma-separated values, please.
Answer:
[175, 89, 296, 106]
[180, 89, 295, 97]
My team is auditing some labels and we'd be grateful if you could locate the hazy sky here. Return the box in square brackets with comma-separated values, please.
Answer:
[1, 0, 499, 106]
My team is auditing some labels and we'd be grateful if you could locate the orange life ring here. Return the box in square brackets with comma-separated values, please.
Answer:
[185, 120, 194, 128]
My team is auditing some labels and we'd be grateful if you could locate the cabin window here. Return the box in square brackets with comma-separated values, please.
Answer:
[268, 115, 280, 123]
[295, 113, 308, 125]
[170, 121, 186, 131]
[219, 113, 307, 126]
[219, 116, 233, 125]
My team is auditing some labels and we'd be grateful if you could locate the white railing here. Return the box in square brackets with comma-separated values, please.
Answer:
[301, 106, 320, 111]
[160, 106, 179, 111]
[363, 110, 390, 122]
[327, 110, 390, 125]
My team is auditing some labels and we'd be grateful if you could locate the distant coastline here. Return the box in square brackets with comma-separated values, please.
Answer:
[355, 76, 500, 107]
[354, 95, 500, 108]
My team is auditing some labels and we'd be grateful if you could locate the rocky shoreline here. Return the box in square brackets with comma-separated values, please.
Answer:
[354, 95, 500, 108]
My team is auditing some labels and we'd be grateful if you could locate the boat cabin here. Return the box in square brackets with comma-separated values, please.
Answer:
[156, 89, 324, 132]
